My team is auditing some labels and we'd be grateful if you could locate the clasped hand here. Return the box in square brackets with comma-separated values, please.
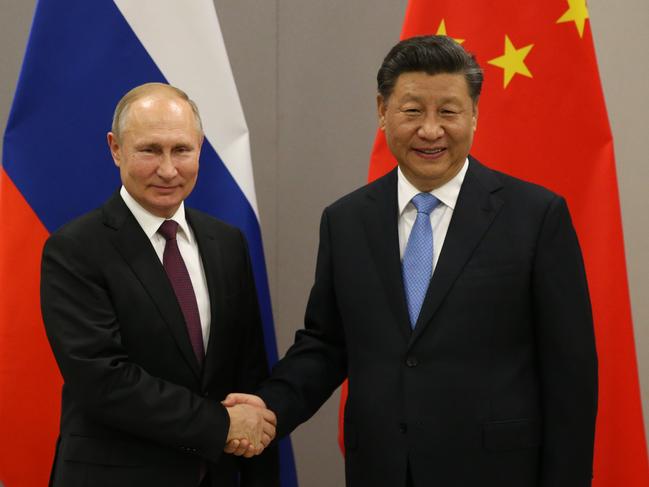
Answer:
[223, 393, 276, 458]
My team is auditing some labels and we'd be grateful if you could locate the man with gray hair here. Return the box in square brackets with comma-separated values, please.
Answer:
[41, 82, 278, 487]
[225, 36, 597, 487]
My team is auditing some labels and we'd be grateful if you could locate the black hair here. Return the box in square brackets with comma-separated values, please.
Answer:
[377, 35, 483, 103]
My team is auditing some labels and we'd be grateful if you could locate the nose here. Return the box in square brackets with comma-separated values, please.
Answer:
[417, 113, 444, 140]
[157, 152, 177, 180]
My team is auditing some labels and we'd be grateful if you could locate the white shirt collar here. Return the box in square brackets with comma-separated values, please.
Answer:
[398, 158, 469, 216]
[119, 186, 192, 243]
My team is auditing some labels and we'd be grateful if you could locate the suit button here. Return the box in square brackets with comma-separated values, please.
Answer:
[406, 357, 418, 367]
[399, 423, 407, 433]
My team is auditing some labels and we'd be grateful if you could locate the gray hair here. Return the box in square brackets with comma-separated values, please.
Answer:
[111, 82, 203, 140]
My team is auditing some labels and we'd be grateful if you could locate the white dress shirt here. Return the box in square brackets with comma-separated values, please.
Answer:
[398, 159, 469, 273]
[120, 186, 211, 351]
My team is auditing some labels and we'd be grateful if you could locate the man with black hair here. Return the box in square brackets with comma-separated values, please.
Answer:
[226, 36, 597, 487]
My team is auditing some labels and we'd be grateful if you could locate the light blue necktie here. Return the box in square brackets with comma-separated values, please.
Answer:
[402, 193, 439, 329]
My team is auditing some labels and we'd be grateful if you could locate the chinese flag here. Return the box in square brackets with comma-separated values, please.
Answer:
[338, 1, 649, 486]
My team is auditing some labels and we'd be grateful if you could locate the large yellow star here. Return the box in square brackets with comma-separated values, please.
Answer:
[557, 0, 590, 38]
[488, 35, 534, 88]
[436, 19, 465, 44]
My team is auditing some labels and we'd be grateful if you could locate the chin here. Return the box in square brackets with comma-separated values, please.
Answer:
[148, 199, 181, 216]
[415, 167, 451, 181]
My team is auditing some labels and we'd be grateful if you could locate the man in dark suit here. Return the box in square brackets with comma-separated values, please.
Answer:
[224, 36, 597, 487]
[41, 83, 278, 487]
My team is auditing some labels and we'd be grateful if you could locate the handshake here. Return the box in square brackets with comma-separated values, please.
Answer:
[223, 393, 276, 458]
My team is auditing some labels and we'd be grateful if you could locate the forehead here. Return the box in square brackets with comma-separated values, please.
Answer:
[121, 96, 202, 143]
[390, 71, 471, 102]
[130, 94, 189, 119]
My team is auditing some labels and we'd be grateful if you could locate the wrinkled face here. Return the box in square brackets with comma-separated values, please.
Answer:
[378, 72, 477, 192]
[107, 95, 203, 218]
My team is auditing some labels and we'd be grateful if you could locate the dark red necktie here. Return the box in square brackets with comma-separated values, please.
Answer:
[158, 220, 204, 366]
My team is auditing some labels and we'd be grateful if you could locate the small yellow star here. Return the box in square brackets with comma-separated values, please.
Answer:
[557, 0, 590, 38]
[436, 19, 465, 45]
[488, 35, 534, 88]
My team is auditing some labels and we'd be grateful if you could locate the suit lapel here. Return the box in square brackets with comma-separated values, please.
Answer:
[102, 193, 202, 379]
[187, 210, 227, 388]
[409, 158, 504, 347]
[361, 170, 412, 341]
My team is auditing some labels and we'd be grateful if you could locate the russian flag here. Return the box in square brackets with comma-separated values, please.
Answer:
[0, 1, 298, 486]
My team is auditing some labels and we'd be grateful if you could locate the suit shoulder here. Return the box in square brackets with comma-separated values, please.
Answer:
[474, 160, 562, 207]
[185, 207, 246, 243]
[186, 207, 238, 232]
[47, 207, 105, 243]
[324, 169, 395, 214]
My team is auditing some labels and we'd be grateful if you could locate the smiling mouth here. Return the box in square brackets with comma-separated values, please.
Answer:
[413, 148, 446, 157]
[151, 185, 179, 191]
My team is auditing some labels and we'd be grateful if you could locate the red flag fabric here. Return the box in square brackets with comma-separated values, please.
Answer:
[0, 170, 62, 487]
[338, 1, 649, 485]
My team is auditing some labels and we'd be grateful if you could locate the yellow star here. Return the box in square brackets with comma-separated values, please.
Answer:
[557, 0, 590, 38]
[488, 35, 534, 88]
[436, 19, 465, 45]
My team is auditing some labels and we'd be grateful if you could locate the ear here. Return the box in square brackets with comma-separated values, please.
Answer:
[196, 134, 204, 160]
[471, 102, 479, 132]
[107, 132, 121, 167]
[377, 94, 387, 131]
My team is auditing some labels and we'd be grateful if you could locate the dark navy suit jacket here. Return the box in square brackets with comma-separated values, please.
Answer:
[259, 157, 597, 487]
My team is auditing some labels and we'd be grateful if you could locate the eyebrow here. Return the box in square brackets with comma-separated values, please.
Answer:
[398, 92, 424, 103]
[438, 96, 463, 105]
[134, 140, 196, 148]
[397, 93, 464, 106]
[134, 142, 161, 149]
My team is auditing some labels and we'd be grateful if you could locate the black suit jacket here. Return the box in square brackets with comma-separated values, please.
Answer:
[258, 157, 597, 487]
[41, 192, 278, 487]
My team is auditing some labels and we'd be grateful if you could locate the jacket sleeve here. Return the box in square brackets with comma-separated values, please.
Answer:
[234, 231, 280, 487]
[257, 208, 348, 438]
[41, 231, 229, 463]
[533, 195, 598, 487]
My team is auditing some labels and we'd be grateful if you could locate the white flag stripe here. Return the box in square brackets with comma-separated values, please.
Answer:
[113, 0, 259, 216]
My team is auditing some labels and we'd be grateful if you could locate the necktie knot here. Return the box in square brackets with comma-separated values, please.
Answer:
[411, 193, 439, 215]
[158, 220, 179, 241]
